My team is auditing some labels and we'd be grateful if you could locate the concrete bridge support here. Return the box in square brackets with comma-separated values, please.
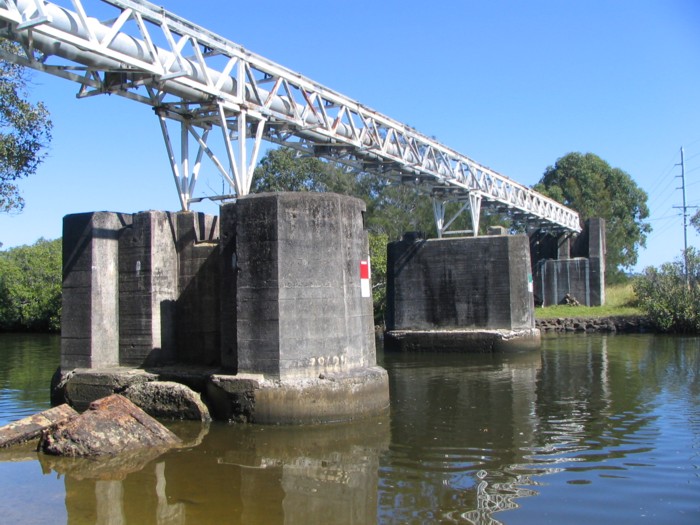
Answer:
[55, 193, 388, 424]
[61, 210, 220, 370]
[61, 212, 129, 369]
[530, 218, 606, 307]
[384, 233, 540, 351]
[209, 193, 388, 423]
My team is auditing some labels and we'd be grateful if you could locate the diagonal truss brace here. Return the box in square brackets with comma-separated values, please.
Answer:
[433, 192, 483, 238]
[154, 99, 267, 209]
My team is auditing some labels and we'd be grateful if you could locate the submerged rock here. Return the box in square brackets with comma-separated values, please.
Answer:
[40, 394, 181, 457]
[0, 404, 78, 449]
[122, 381, 211, 421]
[39, 446, 169, 480]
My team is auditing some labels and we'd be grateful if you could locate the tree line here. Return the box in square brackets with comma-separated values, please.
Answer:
[0, 238, 61, 332]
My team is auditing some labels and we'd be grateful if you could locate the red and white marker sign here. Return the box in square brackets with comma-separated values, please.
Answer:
[360, 260, 371, 298]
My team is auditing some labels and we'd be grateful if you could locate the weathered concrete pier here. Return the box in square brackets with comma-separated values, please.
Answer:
[384, 232, 540, 351]
[383, 219, 606, 351]
[54, 192, 389, 424]
[530, 218, 606, 307]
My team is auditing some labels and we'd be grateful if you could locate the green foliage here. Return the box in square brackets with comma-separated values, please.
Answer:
[365, 183, 431, 238]
[605, 282, 639, 308]
[535, 152, 651, 283]
[1, 39, 53, 213]
[690, 209, 700, 235]
[633, 249, 700, 333]
[0, 238, 62, 332]
[253, 148, 343, 193]
[369, 232, 388, 325]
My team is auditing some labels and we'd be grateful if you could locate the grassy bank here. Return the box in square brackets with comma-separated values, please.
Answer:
[535, 283, 643, 320]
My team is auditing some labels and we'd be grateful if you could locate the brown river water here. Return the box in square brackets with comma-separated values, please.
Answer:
[0, 332, 698, 524]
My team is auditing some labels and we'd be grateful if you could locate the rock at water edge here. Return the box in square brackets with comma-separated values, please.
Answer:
[122, 381, 211, 421]
[40, 394, 181, 457]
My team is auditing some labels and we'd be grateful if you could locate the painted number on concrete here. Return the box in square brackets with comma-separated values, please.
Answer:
[360, 260, 371, 298]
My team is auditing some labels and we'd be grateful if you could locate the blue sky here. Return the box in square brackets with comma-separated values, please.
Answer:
[1, 0, 699, 271]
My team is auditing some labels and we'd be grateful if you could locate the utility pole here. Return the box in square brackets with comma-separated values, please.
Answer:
[674, 147, 690, 285]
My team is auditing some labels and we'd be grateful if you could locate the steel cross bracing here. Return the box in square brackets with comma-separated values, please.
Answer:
[0, 0, 581, 235]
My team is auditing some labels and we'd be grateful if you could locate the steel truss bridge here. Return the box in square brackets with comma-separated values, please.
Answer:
[0, 0, 581, 236]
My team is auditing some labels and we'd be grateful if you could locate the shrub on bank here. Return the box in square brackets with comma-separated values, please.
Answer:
[633, 249, 700, 333]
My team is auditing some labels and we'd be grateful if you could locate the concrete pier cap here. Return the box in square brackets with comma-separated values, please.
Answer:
[56, 193, 389, 424]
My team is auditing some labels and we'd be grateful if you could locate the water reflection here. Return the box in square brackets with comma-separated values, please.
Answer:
[2, 334, 699, 524]
[380, 349, 543, 523]
[40, 416, 390, 525]
[380, 335, 700, 524]
[0, 333, 59, 425]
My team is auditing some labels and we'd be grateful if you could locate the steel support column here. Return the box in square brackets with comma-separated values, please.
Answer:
[469, 192, 482, 237]
[432, 194, 481, 238]
[157, 103, 267, 210]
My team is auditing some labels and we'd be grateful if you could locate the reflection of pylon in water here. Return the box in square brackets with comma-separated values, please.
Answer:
[456, 468, 539, 525]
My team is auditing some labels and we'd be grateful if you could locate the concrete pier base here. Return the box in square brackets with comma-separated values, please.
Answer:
[206, 366, 390, 424]
[54, 366, 389, 424]
[385, 328, 540, 352]
[385, 233, 539, 351]
[216, 192, 389, 422]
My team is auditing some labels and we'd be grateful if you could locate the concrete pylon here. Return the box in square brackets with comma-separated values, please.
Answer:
[384, 232, 540, 351]
[61, 212, 130, 369]
[210, 192, 389, 423]
[531, 218, 606, 307]
[56, 193, 389, 424]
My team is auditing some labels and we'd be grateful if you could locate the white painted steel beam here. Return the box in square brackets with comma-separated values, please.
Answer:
[0, 0, 581, 233]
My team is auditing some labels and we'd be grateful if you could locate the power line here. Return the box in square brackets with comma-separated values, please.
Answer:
[648, 212, 683, 222]
[684, 150, 700, 163]
[650, 182, 682, 213]
[646, 150, 682, 198]
[646, 215, 681, 243]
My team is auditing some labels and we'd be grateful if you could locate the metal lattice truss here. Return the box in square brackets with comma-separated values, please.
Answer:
[0, 0, 581, 234]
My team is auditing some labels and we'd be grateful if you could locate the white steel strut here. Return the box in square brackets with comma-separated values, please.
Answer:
[0, 0, 581, 234]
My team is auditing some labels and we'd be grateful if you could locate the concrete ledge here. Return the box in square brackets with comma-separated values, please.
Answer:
[206, 367, 390, 424]
[52, 366, 390, 425]
[55, 368, 159, 412]
[384, 328, 541, 352]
